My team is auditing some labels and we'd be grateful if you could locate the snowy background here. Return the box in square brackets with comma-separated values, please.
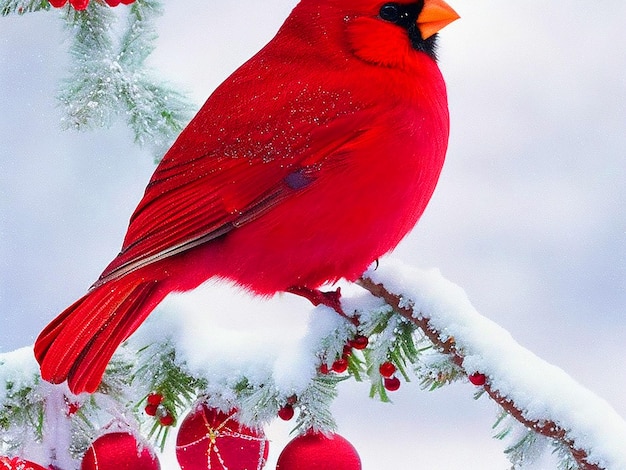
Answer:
[1, 1, 625, 469]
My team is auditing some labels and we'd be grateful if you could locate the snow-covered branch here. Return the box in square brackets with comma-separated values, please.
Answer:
[2, 260, 625, 469]
[358, 259, 626, 470]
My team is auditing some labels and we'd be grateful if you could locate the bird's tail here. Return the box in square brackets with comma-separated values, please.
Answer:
[34, 275, 165, 394]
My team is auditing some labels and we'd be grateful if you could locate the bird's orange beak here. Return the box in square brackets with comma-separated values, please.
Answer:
[417, 0, 460, 39]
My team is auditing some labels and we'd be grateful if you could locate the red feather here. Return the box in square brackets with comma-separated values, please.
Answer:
[35, 0, 456, 393]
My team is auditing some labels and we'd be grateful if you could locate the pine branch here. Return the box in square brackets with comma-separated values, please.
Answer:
[358, 272, 605, 470]
[0, 348, 45, 453]
[2, 262, 622, 468]
[57, 0, 192, 157]
[0, 0, 49, 16]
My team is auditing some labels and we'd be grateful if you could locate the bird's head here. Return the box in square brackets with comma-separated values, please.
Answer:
[342, 0, 459, 66]
[275, 0, 458, 68]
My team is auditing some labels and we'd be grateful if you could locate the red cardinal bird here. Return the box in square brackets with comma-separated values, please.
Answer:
[35, 0, 458, 393]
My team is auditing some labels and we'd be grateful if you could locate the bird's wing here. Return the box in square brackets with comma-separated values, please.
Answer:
[94, 103, 370, 287]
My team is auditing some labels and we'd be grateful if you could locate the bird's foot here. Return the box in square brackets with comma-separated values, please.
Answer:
[287, 286, 358, 325]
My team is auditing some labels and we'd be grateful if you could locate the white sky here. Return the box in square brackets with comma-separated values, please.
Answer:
[1, 1, 625, 469]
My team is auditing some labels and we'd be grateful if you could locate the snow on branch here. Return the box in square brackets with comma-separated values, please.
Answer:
[2, 260, 625, 469]
[358, 259, 626, 470]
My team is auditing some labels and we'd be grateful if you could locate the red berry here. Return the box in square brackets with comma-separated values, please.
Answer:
[160, 413, 175, 426]
[349, 335, 369, 350]
[319, 363, 329, 374]
[66, 402, 80, 416]
[105, 0, 121, 5]
[147, 393, 163, 406]
[469, 372, 486, 386]
[48, 0, 67, 7]
[332, 358, 348, 373]
[384, 376, 401, 391]
[120, 0, 135, 4]
[342, 344, 352, 357]
[278, 404, 295, 421]
[64, 396, 80, 416]
[379, 361, 396, 378]
[145, 404, 158, 416]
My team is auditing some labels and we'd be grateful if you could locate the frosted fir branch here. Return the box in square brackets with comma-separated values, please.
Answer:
[59, 3, 121, 130]
[0, 0, 49, 16]
[414, 347, 463, 391]
[317, 313, 357, 370]
[58, 0, 192, 157]
[492, 412, 564, 470]
[118, 0, 162, 67]
[236, 379, 281, 425]
[129, 342, 204, 450]
[64, 2, 116, 51]
[503, 428, 544, 467]
[357, 306, 430, 401]
[0, 348, 45, 452]
[121, 78, 193, 154]
[358, 260, 626, 470]
[294, 375, 345, 433]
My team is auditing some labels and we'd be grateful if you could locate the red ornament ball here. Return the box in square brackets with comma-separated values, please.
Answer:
[276, 431, 361, 470]
[0, 456, 48, 470]
[81, 432, 160, 470]
[469, 372, 487, 386]
[176, 404, 269, 470]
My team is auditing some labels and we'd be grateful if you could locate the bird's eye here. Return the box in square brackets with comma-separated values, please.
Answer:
[379, 3, 401, 23]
